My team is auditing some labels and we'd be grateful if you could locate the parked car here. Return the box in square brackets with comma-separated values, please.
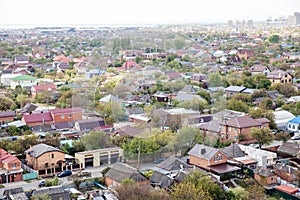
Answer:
[57, 170, 72, 178]
[38, 180, 45, 187]
[291, 135, 300, 140]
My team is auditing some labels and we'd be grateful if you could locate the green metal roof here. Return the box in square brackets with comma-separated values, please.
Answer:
[10, 75, 36, 81]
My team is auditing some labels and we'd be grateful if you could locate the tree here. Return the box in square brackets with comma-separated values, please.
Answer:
[230, 186, 249, 200]
[208, 73, 223, 87]
[226, 99, 249, 113]
[0, 97, 16, 111]
[116, 179, 170, 200]
[268, 35, 280, 43]
[171, 181, 212, 200]
[249, 108, 277, 129]
[173, 37, 186, 50]
[172, 126, 203, 150]
[246, 184, 266, 200]
[259, 98, 273, 110]
[250, 127, 274, 149]
[31, 193, 51, 200]
[81, 130, 113, 150]
[274, 132, 290, 142]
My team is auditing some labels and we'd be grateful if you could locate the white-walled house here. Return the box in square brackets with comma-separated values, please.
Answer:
[10, 75, 37, 89]
[1, 74, 19, 86]
[287, 116, 300, 132]
[274, 110, 295, 131]
[238, 144, 277, 167]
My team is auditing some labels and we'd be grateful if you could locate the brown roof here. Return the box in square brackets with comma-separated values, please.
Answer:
[111, 125, 143, 137]
[222, 115, 261, 128]
[267, 70, 291, 79]
[208, 163, 240, 174]
[275, 185, 299, 194]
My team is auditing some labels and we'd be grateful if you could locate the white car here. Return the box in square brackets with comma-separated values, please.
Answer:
[291, 135, 300, 140]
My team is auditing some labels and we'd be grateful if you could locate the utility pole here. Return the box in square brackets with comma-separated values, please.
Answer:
[137, 139, 140, 170]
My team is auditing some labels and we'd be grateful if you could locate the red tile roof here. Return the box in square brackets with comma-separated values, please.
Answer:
[32, 84, 57, 92]
[23, 112, 53, 123]
[122, 60, 138, 68]
[275, 185, 299, 194]
[0, 148, 20, 165]
[50, 107, 82, 115]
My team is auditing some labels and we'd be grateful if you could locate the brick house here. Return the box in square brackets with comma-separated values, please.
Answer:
[25, 144, 65, 176]
[188, 144, 227, 170]
[273, 162, 297, 183]
[254, 166, 277, 186]
[21, 112, 53, 127]
[31, 84, 57, 97]
[0, 111, 16, 124]
[267, 70, 293, 85]
[105, 162, 149, 187]
[50, 107, 83, 124]
[220, 115, 270, 143]
[0, 149, 22, 183]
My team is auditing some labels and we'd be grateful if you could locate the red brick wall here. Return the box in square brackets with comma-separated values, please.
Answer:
[0, 116, 14, 123]
[52, 112, 82, 123]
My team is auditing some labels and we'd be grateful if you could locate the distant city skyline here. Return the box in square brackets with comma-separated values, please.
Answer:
[1, 0, 300, 27]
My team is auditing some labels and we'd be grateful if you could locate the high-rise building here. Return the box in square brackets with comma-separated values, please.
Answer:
[295, 12, 300, 25]
[286, 15, 294, 26]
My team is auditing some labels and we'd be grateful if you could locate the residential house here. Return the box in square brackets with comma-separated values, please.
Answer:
[174, 93, 206, 103]
[165, 71, 182, 81]
[254, 166, 277, 186]
[153, 108, 201, 129]
[2, 187, 28, 200]
[129, 114, 151, 124]
[111, 125, 144, 138]
[25, 144, 65, 176]
[220, 115, 270, 143]
[267, 70, 293, 85]
[212, 109, 246, 121]
[0, 149, 22, 183]
[196, 119, 221, 142]
[190, 73, 208, 83]
[74, 118, 105, 132]
[188, 144, 240, 176]
[250, 65, 270, 75]
[237, 49, 255, 60]
[287, 116, 300, 132]
[0, 73, 19, 86]
[179, 85, 200, 94]
[22, 112, 53, 127]
[239, 144, 277, 166]
[32, 185, 70, 200]
[10, 75, 37, 89]
[150, 156, 195, 189]
[287, 96, 300, 104]
[273, 162, 297, 183]
[0, 111, 15, 124]
[277, 142, 300, 157]
[99, 94, 121, 104]
[221, 143, 245, 160]
[31, 84, 57, 97]
[152, 91, 169, 103]
[224, 86, 246, 97]
[50, 107, 83, 124]
[105, 162, 149, 187]
[273, 110, 295, 131]
[14, 56, 29, 65]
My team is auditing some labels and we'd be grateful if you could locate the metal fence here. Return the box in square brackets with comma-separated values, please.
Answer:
[21, 163, 38, 181]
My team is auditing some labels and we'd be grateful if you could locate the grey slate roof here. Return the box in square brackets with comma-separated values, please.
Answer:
[188, 144, 219, 160]
[175, 93, 205, 102]
[0, 111, 15, 118]
[254, 166, 275, 177]
[225, 86, 246, 92]
[156, 156, 191, 171]
[32, 185, 70, 200]
[150, 171, 175, 188]
[277, 142, 300, 156]
[105, 162, 147, 183]
[76, 118, 105, 131]
[25, 143, 62, 158]
[221, 143, 245, 158]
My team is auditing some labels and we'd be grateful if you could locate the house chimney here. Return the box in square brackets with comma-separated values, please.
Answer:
[201, 148, 206, 154]
[29, 145, 32, 152]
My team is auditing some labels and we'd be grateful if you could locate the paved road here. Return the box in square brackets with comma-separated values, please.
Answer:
[0, 162, 155, 194]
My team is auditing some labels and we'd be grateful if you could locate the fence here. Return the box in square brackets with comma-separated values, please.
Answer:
[21, 163, 38, 181]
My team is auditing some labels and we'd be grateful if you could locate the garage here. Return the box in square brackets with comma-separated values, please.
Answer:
[85, 157, 94, 168]
[100, 155, 108, 165]
[110, 153, 119, 164]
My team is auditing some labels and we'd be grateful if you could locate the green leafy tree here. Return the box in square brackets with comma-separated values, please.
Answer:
[171, 181, 212, 200]
[226, 99, 249, 113]
[250, 127, 274, 149]
[208, 73, 223, 87]
[116, 179, 170, 200]
[31, 193, 51, 200]
[274, 132, 290, 142]
[173, 37, 186, 50]
[0, 97, 16, 111]
[249, 108, 277, 129]
[268, 35, 280, 43]
[230, 186, 249, 200]
[81, 130, 113, 150]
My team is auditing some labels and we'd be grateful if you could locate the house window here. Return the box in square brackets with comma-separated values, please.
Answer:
[234, 128, 238, 133]
[61, 115, 65, 119]
[51, 153, 54, 159]
[12, 163, 17, 169]
[219, 155, 223, 160]
[68, 114, 72, 118]
[45, 163, 49, 168]
[214, 156, 218, 162]
[271, 177, 274, 182]
[234, 136, 238, 140]
[229, 127, 231, 131]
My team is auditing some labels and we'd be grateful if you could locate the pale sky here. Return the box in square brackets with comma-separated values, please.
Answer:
[1, 0, 300, 26]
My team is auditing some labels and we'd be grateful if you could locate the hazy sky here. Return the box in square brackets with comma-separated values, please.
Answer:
[1, 0, 300, 25]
